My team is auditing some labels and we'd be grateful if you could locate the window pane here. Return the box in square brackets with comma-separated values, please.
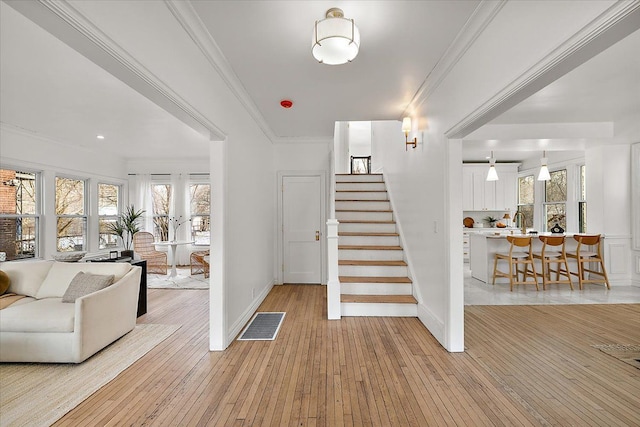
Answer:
[0, 217, 37, 260]
[545, 170, 567, 203]
[579, 201, 587, 233]
[190, 184, 210, 215]
[99, 218, 119, 249]
[154, 216, 169, 242]
[1, 170, 37, 215]
[545, 203, 566, 231]
[152, 184, 171, 215]
[57, 217, 86, 251]
[191, 215, 210, 245]
[98, 184, 119, 215]
[580, 165, 586, 200]
[516, 205, 534, 229]
[518, 175, 534, 204]
[56, 177, 85, 215]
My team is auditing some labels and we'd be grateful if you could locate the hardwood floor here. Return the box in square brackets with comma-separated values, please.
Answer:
[55, 286, 640, 426]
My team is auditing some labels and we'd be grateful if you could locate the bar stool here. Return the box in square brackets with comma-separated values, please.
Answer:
[566, 234, 610, 289]
[533, 235, 573, 290]
[492, 235, 539, 291]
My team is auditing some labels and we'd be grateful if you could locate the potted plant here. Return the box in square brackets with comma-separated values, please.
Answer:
[483, 215, 499, 228]
[107, 205, 145, 258]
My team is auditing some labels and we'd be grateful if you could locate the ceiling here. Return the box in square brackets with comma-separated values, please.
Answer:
[0, 1, 638, 162]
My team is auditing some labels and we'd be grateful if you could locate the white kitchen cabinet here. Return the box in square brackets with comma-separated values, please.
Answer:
[462, 164, 519, 212]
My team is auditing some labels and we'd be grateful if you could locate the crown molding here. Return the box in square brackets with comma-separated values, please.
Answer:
[164, 0, 278, 143]
[445, 0, 640, 139]
[402, 0, 507, 118]
[5, 0, 226, 142]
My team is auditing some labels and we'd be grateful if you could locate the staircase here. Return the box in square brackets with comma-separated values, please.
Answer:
[335, 173, 417, 316]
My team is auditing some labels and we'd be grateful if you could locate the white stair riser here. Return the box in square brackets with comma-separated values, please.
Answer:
[336, 211, 393, 221]
[336, 182, 386, 191]
[336, 201, 390, 210]
[336, 191, 388, 201]
[338, 222, 397, 233]
[336, 175, 383, 183]
[341, 302, 418, 317]
[340, 282, 412, 295]
[339, 265, 408, 277]
[339, 235, 400, 246]
[339, 249, 404, 261]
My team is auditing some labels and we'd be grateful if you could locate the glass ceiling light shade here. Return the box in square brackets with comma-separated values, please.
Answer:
[486, 152, 499, 181]
[538, 151, 551, 181]
[312, 8, 360, 65]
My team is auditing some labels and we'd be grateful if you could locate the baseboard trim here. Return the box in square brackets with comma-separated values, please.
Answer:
[226, 279, 275, 345]
[417, 303, 446, 348]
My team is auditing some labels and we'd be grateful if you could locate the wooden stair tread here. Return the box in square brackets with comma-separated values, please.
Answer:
[339, 260, 407, 266]
[337, 199, 391, 202]
[336, 209, 393, 212]
[339, 276, 412, 283]
[336, 190, 387, 193]
[339, 245, 403, 250]
[339, 232, 399, 236]
[341, 294, 417, 304]
[336, 173, 383, 176]
[338, 220, 395, 224]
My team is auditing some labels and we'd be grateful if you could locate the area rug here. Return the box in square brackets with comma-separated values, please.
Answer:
[0, 324, 180, 427]
[147, 271, 209, 289]
[592, 344, 640, 369]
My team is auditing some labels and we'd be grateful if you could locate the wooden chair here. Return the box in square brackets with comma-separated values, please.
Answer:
[533, 235, 573, 290]
[190, 250, 210, 278]
[492, 235, 539, 291]
[132, 232, 167, 275]
[566, 234, 610, 289]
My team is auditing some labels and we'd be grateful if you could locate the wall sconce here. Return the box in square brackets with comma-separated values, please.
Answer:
[402, 117, 417, 150]
[486, 151, 499, 181]
[537, 151, 551, 181]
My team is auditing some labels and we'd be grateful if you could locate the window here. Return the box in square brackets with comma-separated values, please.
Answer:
[517, 175, 534, 229]
[152, 184, 171, 241]
[56, 176, 87, 252]
[98, 183, 120, 249]
[190, 183, 210, 245]
[0, 169, 39, 260]
[578, 165, 587, 233]
[544, 169, 567, 232]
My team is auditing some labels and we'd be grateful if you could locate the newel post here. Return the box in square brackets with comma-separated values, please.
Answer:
[326, 219, 341, 319]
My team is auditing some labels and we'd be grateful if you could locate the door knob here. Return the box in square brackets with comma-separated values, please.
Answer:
[315, 231, 320, 241]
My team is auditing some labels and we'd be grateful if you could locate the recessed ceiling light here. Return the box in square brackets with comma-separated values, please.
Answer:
[96, 135, 105, 140]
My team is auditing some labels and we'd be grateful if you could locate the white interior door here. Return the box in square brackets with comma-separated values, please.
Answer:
[283, 175, 322, 284]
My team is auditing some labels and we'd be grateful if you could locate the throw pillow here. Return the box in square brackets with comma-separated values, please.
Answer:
[61, 272, 115, 303]
[0, 270, 10, 295]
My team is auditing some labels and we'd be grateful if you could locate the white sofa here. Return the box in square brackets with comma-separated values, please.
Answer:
[0, 260, 141, 363]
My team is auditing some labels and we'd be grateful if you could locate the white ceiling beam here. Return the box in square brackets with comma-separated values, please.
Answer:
[464, 122, 614, 141]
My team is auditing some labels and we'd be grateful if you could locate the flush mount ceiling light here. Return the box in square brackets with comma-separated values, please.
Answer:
[538, 151, 551, 181]
[312, 8, 360, 65]
[486, 151, 499, 181]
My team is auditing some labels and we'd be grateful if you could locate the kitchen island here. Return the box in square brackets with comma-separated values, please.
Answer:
[469, 232, 587, 284]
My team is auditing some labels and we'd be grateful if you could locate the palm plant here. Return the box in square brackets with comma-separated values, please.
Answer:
[107, 205, 145, 250]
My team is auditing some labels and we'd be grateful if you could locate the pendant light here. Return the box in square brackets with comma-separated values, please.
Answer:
[537, 151, 551, 181]
[486, 151, 499, 181]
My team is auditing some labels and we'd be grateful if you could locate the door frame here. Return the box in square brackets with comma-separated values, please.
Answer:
[277, 170, 327, 285]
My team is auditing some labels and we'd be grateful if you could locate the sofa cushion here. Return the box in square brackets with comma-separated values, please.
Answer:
[0, 270, 10, 294]
[61, 272, 114, 303]
[2, 260, 54, 297]
[36, 262, 131, 299]
[0, 298, 75, 332]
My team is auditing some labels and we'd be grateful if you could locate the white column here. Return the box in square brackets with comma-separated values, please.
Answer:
[326, 218, 341, 319]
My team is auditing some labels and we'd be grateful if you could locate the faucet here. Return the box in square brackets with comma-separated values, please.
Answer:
[514, 211, 526, 235]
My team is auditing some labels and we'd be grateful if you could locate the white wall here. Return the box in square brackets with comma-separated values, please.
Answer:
[66, 1, 278, 350]
[0, 125, 129, 260]
[348, 121, 372, 159]
[334, 122, 349, 174]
